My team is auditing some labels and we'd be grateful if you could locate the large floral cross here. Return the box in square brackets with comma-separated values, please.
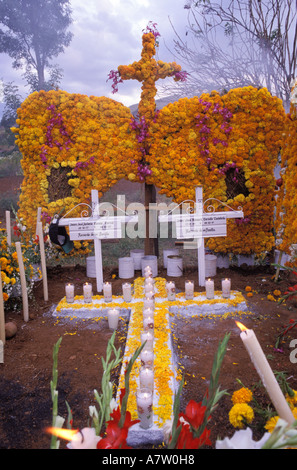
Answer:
[110, 22, 187, 121]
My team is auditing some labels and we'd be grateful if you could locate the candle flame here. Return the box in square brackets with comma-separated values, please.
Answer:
[235, 321, 248, 332]
[45, 427, 79, 441]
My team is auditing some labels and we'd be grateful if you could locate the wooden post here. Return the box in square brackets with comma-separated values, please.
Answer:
[36, 207, 42, 236]
[196, 186, 206, 287]
[15, 242, 29, 322]
[145, 183, 156, 256]
[5, 211, 11, 246]
[91, 190, 103, 292]
[274, 251, 283, 283]
[0, 273, 5, 345]
[37, 222, 48, 301]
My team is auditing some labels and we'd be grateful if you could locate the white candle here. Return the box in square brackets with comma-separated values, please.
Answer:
[141, 330, 154, 351]
[145, 290, 155, 299]
[143, 307, 154, 319]
[65, 283, 74, 303]
[144, 282, 155, 293]
[185, 280, 194, 300]
[143, 316, 154, 331]
[236, 321, 295, 424]
[122, 282, 132, 302]
[205, 278, 214, 300]
[166, 281, 175, 301]
[222, 278, 231, 298]
[140, 349, 154, 367]
[83, 282, 92, 303]
[67, 427, 101, 449]
[144, 269, 153, 279]
[139, 365, 154, 391]
[143, 296, 155, 309]
[103, 282, 112, 302]
[136, 388, 153, 429]
[108, 308, 120, 329]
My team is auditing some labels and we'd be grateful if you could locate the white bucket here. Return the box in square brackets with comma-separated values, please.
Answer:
[216, 254, 230, 269]
[238, 254, 255, 267]
[163, 248, 179, 268]
[205, 254, 217, 277]
[167, 255, 183, 277]
[119, 257, 135, 279]
[130, 249, 145, 270]
[274, 250, 290, 270]
[141, 255, 158, 277]
[86, 256, 96, 278]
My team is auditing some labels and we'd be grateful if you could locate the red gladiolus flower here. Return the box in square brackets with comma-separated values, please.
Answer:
[181, 400, 207, 430]
[97, 406, 139, 449]
[174, 420, 212, 449]
[97, 421, 130, 449]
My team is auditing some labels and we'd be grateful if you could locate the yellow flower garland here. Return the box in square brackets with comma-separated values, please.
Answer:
[146, 87, 285, 255]
[275, 79, 297, 262]
[11, 91, 142, 253]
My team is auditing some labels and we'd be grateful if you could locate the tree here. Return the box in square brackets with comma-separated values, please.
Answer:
[0, 0, 73, 91]
[0, 80, 22, 127]
[168, 0, 297, 110]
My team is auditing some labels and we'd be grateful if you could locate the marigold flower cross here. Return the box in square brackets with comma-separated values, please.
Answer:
[116, 30, 185, 120]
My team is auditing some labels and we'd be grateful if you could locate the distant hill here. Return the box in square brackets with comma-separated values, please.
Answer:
[129, 95, 183, 116]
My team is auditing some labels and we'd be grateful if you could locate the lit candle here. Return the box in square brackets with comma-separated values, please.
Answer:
[145, 290, 155, 300]
[139, 365, 154, 391]
[144, 282, 154, 293]
[103, 282, 112, 302]
[185, 280, 194, 300]
[141, 330, 154, 351]
[143, 296, 155, 309]
[140, 349, 154, 367]
[108, 308, 120, 329]
[143, 307, 154, 319]
[48, 426, 101, 449]
[205, 278, 214, 300]
[144, 269, 153, 279]
[83, 282, 92, 303]
[236, 321, 295, 424]
[136, 388, 153, 429]
[166, 281, 175, 301]
[65, 283, 74, 303]
[222, 278, 231, 299]
[144, 276, 154, 285]
[143, 315, 154, 331]
[122, 282, 132, 302]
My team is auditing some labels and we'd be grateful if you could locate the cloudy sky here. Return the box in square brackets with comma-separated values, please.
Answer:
[0, 0, 191, 108]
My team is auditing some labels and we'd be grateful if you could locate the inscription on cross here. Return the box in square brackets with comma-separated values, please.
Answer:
[159, 186, 244, 287]
[58, 190, 137, 292]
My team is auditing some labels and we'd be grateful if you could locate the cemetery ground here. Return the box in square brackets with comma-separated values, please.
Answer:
[1, 177, 297, 450]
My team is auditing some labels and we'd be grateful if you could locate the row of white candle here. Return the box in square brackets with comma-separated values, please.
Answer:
[65, 281, 132, 303]
[136, 265, 155, 428]
[166, 278, 231, 301]
[66, 277, 231, 305]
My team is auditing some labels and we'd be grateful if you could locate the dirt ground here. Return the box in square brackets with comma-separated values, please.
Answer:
[1, 176, 297, 450]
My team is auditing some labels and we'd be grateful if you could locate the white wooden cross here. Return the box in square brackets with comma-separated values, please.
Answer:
[58, 190, 138, 292]
[159, 186, 244, 286]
